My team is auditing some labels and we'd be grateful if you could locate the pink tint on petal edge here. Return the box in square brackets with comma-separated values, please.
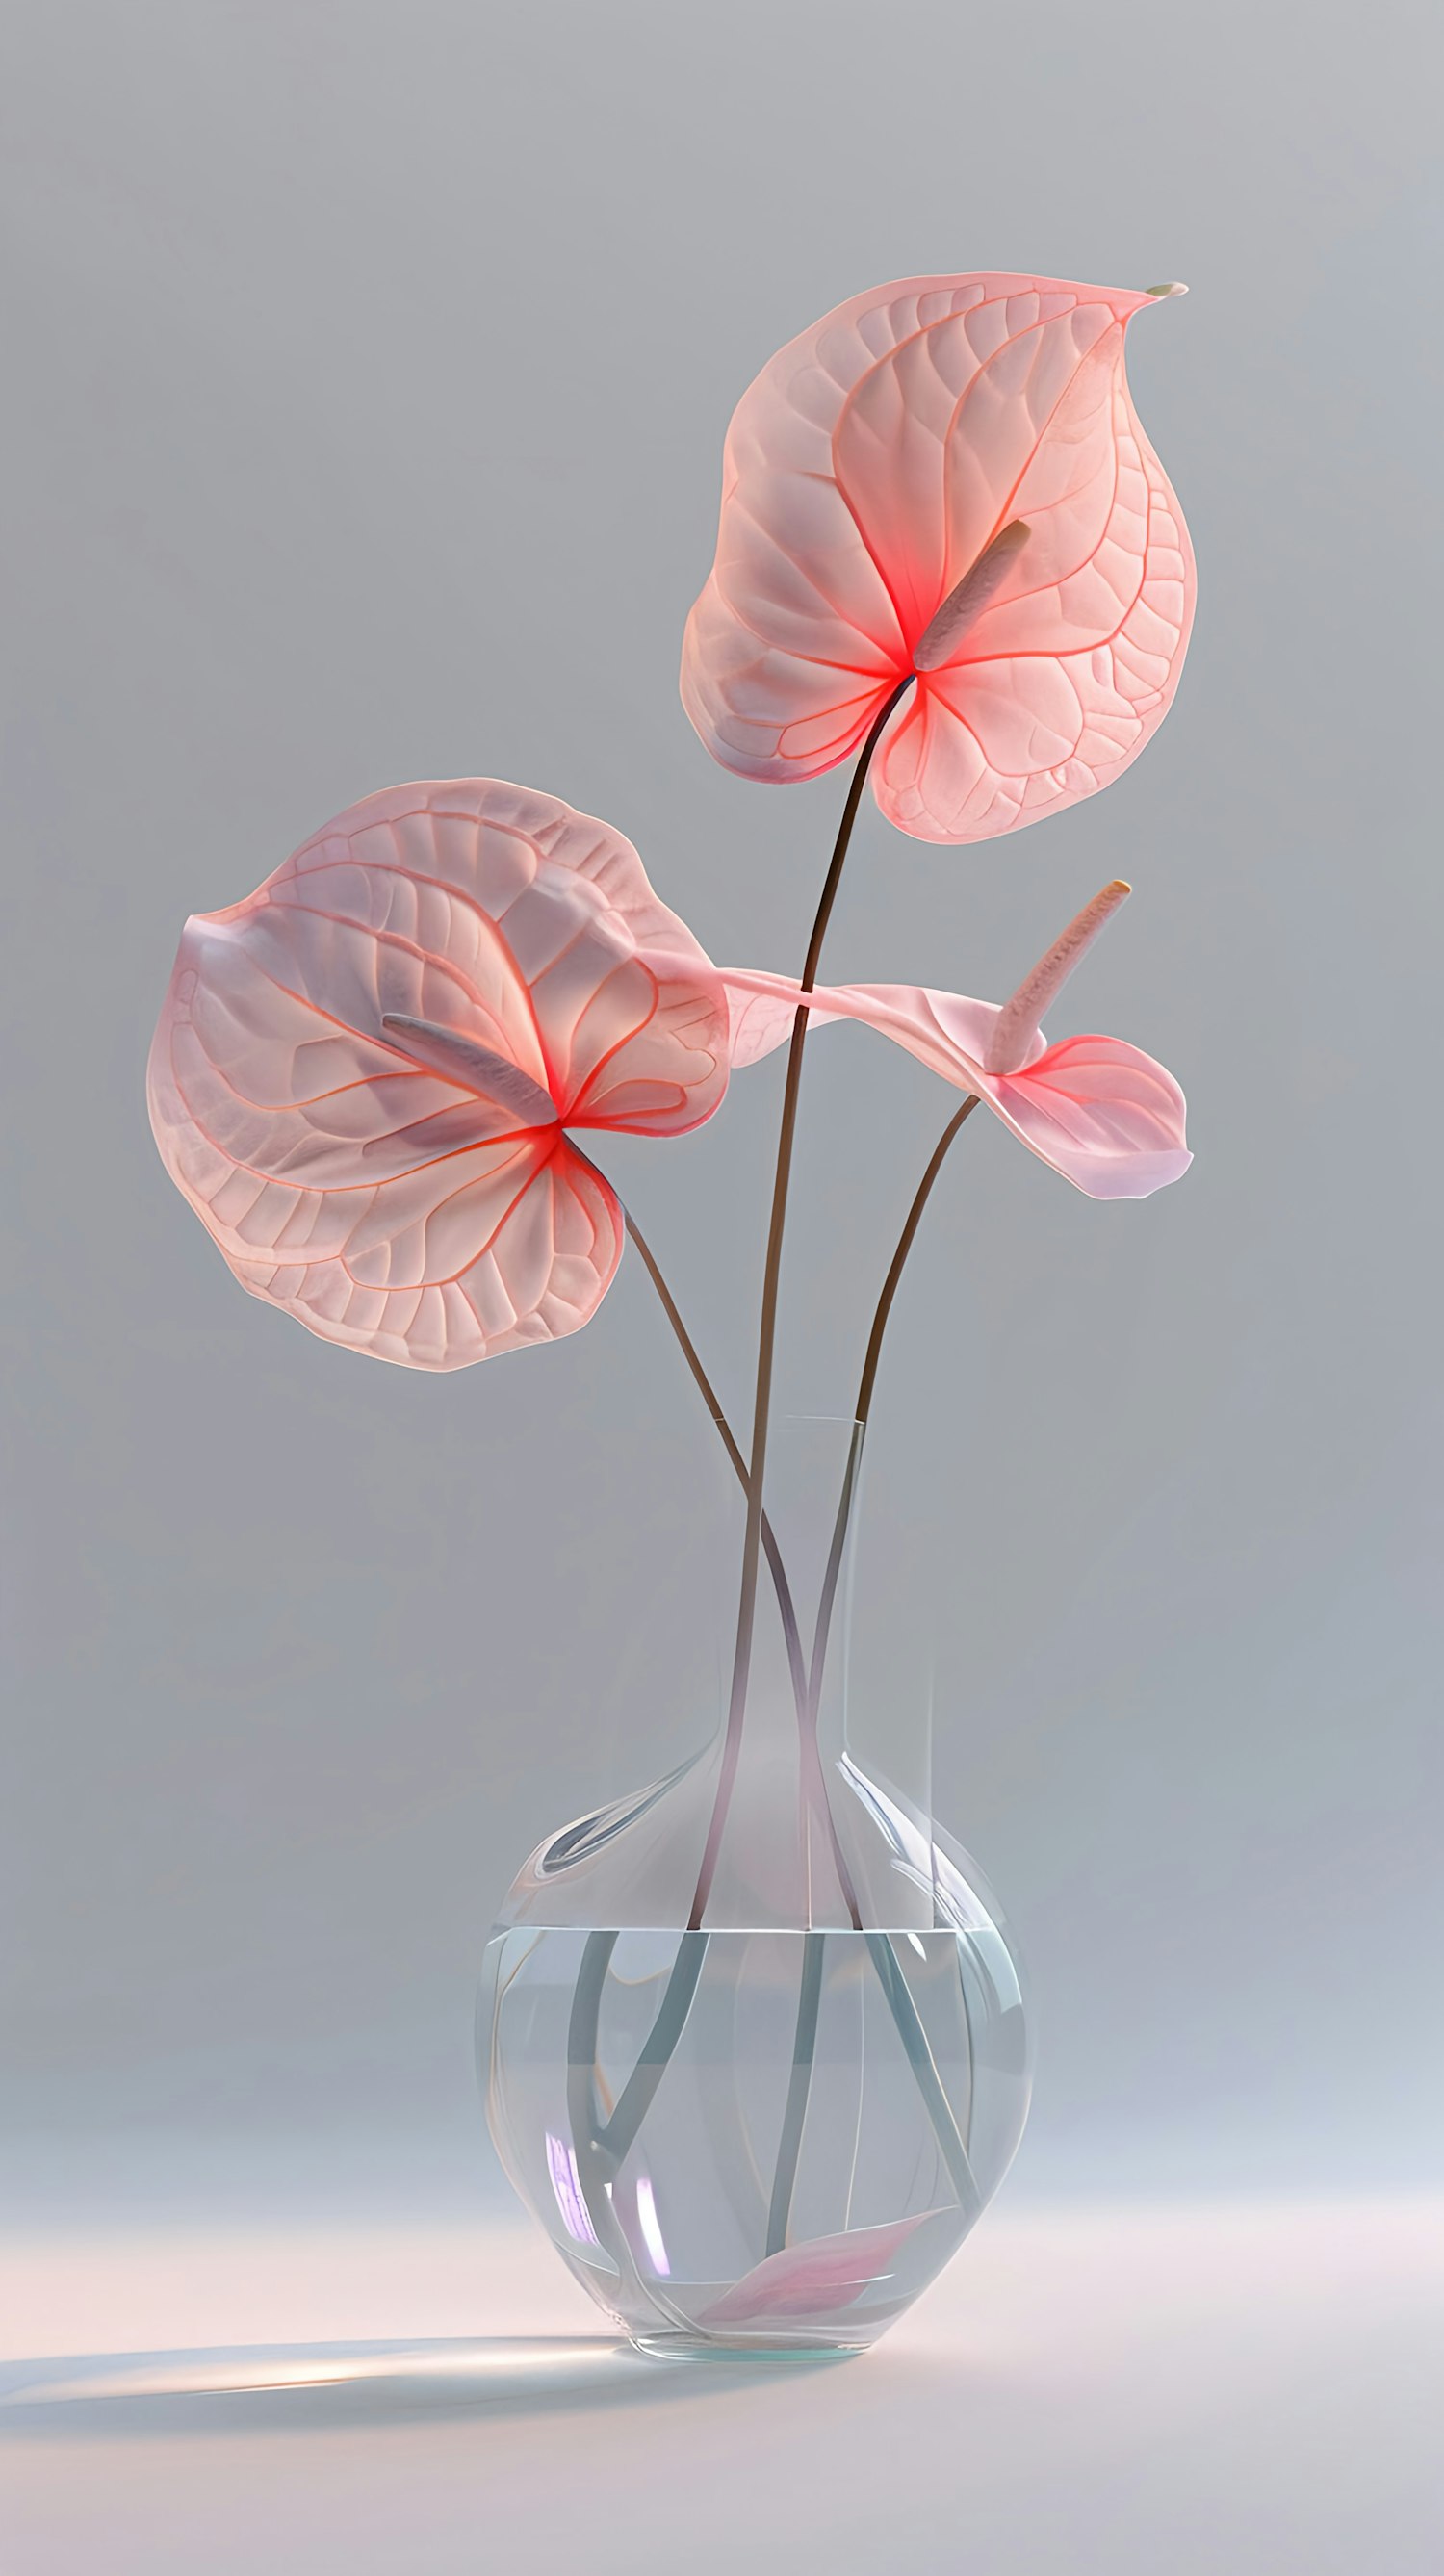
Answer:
[147, 780, 732, 1369]
[682, 273, 1195, 844]
[721, 967, 1190, 1201]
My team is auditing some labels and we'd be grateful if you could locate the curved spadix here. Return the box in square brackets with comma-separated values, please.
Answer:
[982, 881, 1132, 1075]
[913, 521, 1031, 674]
[381, 1013, 559, 1126]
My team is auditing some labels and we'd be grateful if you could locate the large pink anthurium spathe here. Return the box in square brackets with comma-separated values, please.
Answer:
[682, 272, 1195, 844]
[723, 882, 1191, 1200]
[147, 781, 732, 1369]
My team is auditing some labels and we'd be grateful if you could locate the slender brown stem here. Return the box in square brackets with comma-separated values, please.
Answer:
[622, 1211, 746, 1485]
[855, 1095, 981, 1429]
[582, 1102, 981, 2258]
[623, 1208, 807, 1717]
[688, 679, 915, 1930]
[797, 680, 916, 994]
[783, 1089, 982, 2237]
[628, 1198, 855, 1924]
[807, 1095, 981, 1729]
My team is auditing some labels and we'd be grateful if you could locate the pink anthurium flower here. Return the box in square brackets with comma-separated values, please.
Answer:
[682, 271, 1195, 844]
[147, 781, 731, 1369]
[723, 882, 1191, 1199]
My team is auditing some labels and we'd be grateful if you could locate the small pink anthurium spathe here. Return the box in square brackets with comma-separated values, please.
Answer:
[682, 271, 1195, 844]
[146, 780, 732, 1370]
[699, 2211, 942, 2330]
[723, 880, 1192, 1199]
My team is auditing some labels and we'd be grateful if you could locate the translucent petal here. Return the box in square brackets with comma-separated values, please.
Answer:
[723, 977, 851, 1069]
[215, 1137, 624, 1372]
[721, 970, 1189, 1199]
[148, 780, 726, 1365]
[269, 781, 730, 1135]
[683, 274, 1194, 844]
[986, 1033, 1193, 1198]
[721, 968, 1014, 1080]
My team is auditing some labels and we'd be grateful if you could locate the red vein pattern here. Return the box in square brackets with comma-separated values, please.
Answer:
[682, 272, 1195, 844]
[148, 780, 731, 1368]
[721, 969, 1191, 1201]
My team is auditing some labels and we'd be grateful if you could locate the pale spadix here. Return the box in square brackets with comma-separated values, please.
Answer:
[381, 1013, 559, 1126]
[913, 520, 1031, 674]
[982, 881, 1132, 1075]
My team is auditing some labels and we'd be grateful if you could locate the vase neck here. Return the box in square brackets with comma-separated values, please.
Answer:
[499, 1413, 946, 1935]
[700, 1415, 865, 1929]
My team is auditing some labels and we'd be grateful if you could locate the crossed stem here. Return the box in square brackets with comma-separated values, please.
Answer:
[623, 1209, 860, 1923]
[805, 1093, 982, 1744]
[629, 1092, 982, 1930]
[688, 675, 915, 1930]
[590, 723, 986, 2254]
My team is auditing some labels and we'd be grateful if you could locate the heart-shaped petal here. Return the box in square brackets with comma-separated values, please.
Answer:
[220, 1135, 622, 1371]
[985, 1032, 1193, 1198]
[151, 944, 625, 1368]
[721, 969, 1190, 1200]
[682, 273, 1194, 845]
[149, 781, 726, 1366]
[257, 780, 730, 1135]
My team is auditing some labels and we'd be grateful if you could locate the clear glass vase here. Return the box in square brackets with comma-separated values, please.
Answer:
[478, 1417, 1031, 2360]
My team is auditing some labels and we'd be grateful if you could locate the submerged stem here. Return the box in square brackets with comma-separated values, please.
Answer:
[766, 1929, 826, 2254]
[689, 677, 915, 1930]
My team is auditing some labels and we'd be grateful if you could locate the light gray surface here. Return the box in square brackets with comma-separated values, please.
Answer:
[2, 0, 1440, 2259]
[3, 2207, 1441, 2575]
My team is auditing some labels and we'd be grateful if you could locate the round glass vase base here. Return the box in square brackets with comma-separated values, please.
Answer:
[482, 1919, 1029, 2354]
[478, 1418, 1033, 2347]
[628, 2330, 864, 2368]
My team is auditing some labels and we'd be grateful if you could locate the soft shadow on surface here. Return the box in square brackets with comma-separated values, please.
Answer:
[0, 2334, 853, 2437]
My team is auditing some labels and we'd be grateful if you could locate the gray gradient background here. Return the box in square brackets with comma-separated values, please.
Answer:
[4, 0, 1441, 2266]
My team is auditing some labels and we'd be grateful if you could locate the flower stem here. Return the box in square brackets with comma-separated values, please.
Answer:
[854, 1095, 981, 1427]
[576, 1069, 982, 2285]
[688, 677, 915, 1931]
[808, 1095, 981, 1732]
[767, 1096, 987, 2254]
[765, 1929, 827, 2255]
[623, 1208, 806, 1712]
[626, 1205, 861, 1925]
